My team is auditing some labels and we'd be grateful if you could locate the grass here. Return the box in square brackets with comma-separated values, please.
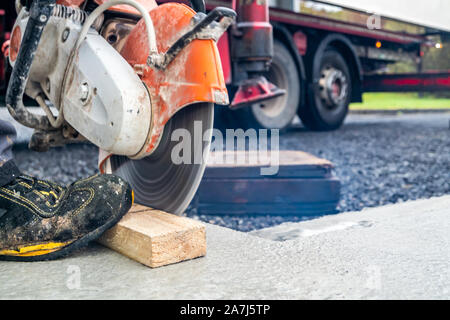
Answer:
[350, 93, 450, 110]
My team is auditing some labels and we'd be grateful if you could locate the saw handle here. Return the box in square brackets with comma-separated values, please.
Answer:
[198, 7, 237, 23]
[149, 7, 236, 70]
[6, 0, 55, 130]
[190, 0, 206, 13]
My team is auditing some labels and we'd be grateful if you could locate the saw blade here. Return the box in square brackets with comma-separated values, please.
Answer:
[109, 103, 214, 215]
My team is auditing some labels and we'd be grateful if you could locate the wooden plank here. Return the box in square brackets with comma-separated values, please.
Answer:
[98, 205, 206, 268]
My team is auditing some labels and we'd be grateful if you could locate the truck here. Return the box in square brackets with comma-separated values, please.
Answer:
[208, 0, 450, 131]
[1, 0, 450, 131]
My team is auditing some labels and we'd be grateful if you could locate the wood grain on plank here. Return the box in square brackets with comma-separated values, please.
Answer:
[98, 205, 206, 268]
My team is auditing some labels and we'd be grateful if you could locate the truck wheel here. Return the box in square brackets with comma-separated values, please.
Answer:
[230, 40, 300, 131]
[299, 49, 351, 131]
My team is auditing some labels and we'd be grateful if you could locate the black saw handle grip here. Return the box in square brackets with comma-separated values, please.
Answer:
[153, 7, 236, 69]
[6, 0, 55, 130]
[190, 0, 206, 13]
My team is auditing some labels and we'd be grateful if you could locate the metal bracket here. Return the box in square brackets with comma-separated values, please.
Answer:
[29, 124, 85, 152]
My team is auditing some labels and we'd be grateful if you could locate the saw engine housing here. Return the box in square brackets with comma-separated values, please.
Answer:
[7, 0, 234, 159]
[11, 4, 151, 156]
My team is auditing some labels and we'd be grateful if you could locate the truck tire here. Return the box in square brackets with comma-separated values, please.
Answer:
[299, 49, 351, 131]
[228, 40, 301, 131]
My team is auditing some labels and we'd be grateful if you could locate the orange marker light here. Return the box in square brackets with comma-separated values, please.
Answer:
[375, 41, 382, 49]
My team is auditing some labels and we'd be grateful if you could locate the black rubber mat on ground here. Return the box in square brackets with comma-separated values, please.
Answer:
[192, 151, 341, 216]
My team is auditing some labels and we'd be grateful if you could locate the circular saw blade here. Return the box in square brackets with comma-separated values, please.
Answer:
[110, 103, 214, 215]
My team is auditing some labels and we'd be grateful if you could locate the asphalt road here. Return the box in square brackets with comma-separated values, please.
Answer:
[8, 111, 450, 231]
[193, 112, 450, 230]
[286, 112, 450, 212]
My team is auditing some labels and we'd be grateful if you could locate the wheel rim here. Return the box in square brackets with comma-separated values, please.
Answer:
[318, 65, 349, 111]
[249, 55, 294, 129]
[254, 62, 288, 118]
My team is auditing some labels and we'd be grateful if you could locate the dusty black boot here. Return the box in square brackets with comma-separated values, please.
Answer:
[0, 174, 133, 261]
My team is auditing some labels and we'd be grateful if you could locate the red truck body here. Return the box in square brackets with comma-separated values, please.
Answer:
[1, 0, 449, 129]
[206, 0, 450, 130]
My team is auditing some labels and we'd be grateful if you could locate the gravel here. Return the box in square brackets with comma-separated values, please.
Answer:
[13, 143, 99, 186]
[11, 112, 450, 232]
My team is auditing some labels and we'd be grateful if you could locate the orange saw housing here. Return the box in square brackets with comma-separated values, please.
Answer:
[56, 1, 229, 169]
[119, 3, 228, 157]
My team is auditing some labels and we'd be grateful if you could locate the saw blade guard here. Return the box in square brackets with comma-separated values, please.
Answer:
[119, 3, 234, 159]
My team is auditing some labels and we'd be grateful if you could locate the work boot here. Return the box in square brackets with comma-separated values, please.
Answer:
[0, 174, 133, 261]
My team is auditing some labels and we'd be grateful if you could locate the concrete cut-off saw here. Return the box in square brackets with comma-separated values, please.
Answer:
[5, 0, 235, 214]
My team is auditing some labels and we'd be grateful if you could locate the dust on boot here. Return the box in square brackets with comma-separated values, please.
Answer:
[0, 174, 133, 261]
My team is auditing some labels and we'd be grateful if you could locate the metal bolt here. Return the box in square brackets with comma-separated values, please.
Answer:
[62, 28, 70, 42]
[39, 15, 47, 23]
[80, 83, 90, 103]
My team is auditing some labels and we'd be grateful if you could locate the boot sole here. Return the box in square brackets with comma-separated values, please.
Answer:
[0, 188, 133, 262]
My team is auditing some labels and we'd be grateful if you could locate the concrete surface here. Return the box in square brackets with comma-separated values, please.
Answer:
[1, 196, 449, 299]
